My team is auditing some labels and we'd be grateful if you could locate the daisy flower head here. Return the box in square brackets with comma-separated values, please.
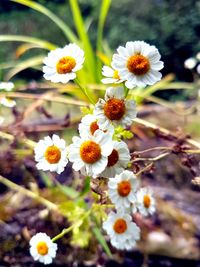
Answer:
[99, 141, 130, 178]
[0, 97, 16, 108]
[101, 64, 124, 84]
[0, 81, 14, 91]
[68, 130, 113, 177]
[94, 86, 137, 130]
[78, 114, 114, 139]
[103, 211, 140, 250]
[29, 232, 57, 265]
[34, 134, 68, 174]
[136, 187, 156, 216]
[108, 170, 139, 209]
[112, 41, 164, 89]
[43, 43, 84, 84]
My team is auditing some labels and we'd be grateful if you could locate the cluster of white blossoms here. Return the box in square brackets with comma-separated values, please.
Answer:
[31, 40, 161, 264]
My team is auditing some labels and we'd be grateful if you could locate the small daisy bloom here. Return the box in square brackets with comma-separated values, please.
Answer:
[0, 81, 14, 91]
[78, 114, 114, 139]
[68, 130, 113, 177]
[136, 187, 156, 216]
[112, 41, 164, 88]
[29, 232, 57, 265]
[34, 134, 68, 174]
[108, 170, 139, 209]
[101, 65, 124, 84]
[103, 211, 140, 250]
[99, 141, 130, 178]
[94, 87, 136, 130]
[184, 57, 196, 69]
[43, 43, 84, 83]
[0, 97, 16, 108]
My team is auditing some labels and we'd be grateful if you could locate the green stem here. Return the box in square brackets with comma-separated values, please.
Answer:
[75, 80, 95, 105]
[0, 175, 57, 210]
[52, 210, 91, 242]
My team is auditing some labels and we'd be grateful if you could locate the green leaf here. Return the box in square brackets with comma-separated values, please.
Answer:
[92, 226, 112, 257]
[0, 35, 56, 50]
[56, 184, 79, 199]
[5, 55, 44, 80]
[96, 0, 112, 81]
[11, 0, 78, 43]
[79, 176, 90, 197]
[69, 0, 96, 82]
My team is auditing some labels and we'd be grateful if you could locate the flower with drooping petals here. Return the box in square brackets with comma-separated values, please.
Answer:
[112, 41, 164, 89]
[0, 97, 16, 107]
[108, 170, 139, 209]
[29, 232, 57, 265]
[136, 187, 156, 216]
[101, 65, 124, 84]
[34, 134, 68, 174]
[43, 43, 84, 83]
[0, 81, 14, 91]
[99, 141, 130, 178]
[94, 87, 136, 130]
[68, 130, 113, 177]
[103, 211, 140, 250]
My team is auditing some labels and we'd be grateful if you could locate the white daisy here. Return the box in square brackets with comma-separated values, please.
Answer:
[99, 141, 130, 178]
[43, 43, 84, 84]
[184, 57, 196, 69]
[94, 87, 137, 130]
[78, 114, 114, 139]
[29, 232, 57, 265]
[0, 81, 14, 91]
[68, 130, 113, 177]
[103, 211, 140, 250]
[136, 187, 156, 216]
[112, 41, 164, 89]
[108, 170, 139, 209]
[101, 65, 124, 84]
[0, 97, 16, 108]
[34, 134, 68, 174]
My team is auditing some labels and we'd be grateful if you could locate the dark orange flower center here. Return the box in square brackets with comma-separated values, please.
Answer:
[113, 70, 120, 80]
[90, 121, 99, 135]
[56, 56, 76, 74]
[143, 194, 151, 208]
[107, 149, 119, 167]
[127, 54, 150, 75]
[117, 180, 131, 197]
[45, 145, 61, 164]
[80, 141, 101, 164]
[36, 241, 49, 256]
[113, 218, 127, 234]
[104, 98, 125, 121]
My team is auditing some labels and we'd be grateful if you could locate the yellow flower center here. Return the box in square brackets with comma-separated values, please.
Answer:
[107, 149, 119, 167]
[127, 54, 150, 75]
[113, 70, 120, 80]
[143, 194, 151, 208]
[56, 56, 76, 74]
[117, 180, 131, 197]
[45, 145, 61, 164]
[90, 121, 99, 135]
[80, 141, 101, 164]
[36, 241, 49, 256]
[104, 98, 126, 121]
[113, 218, 127, 234]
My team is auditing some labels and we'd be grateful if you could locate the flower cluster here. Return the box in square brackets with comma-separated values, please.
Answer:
[31, 40, 162, 264]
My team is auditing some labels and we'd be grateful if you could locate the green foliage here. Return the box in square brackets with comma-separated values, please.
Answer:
[114, 126, 133, 141]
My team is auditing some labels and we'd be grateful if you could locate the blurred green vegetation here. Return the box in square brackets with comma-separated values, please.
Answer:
[0, 0, 200, 82]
